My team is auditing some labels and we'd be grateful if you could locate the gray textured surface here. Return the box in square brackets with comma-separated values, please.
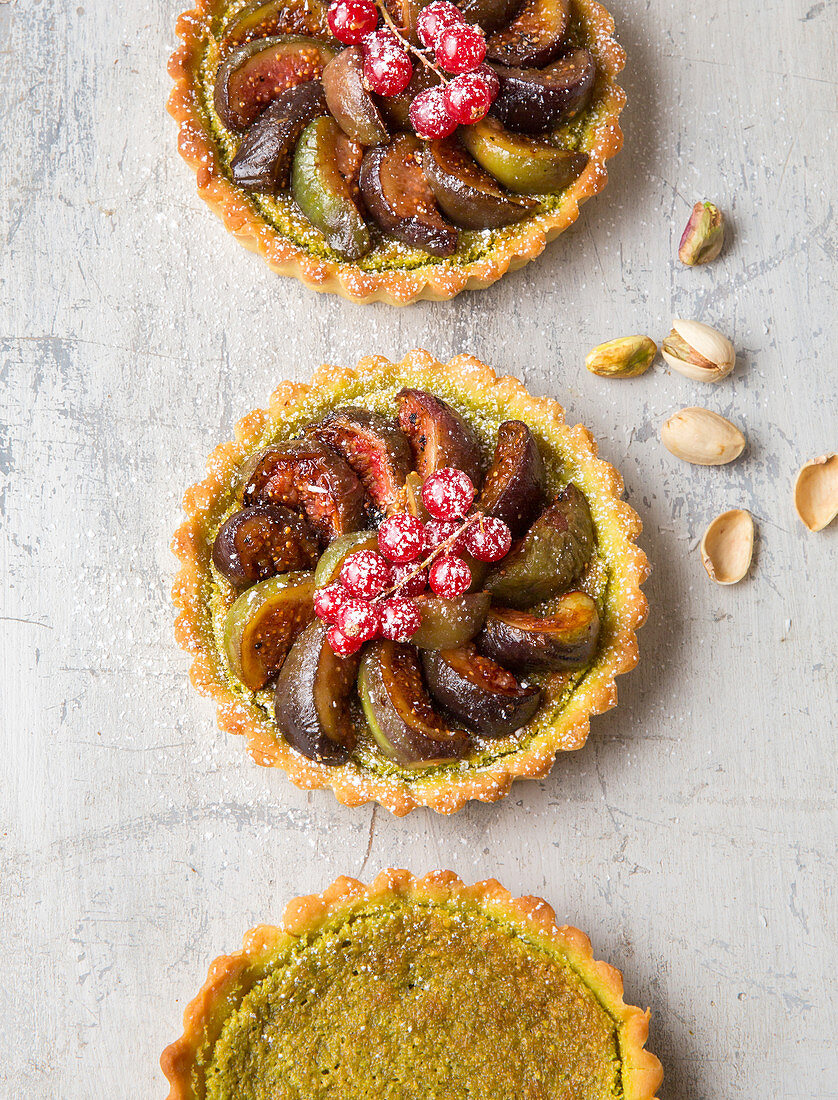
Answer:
[1, 0, 837, 1093]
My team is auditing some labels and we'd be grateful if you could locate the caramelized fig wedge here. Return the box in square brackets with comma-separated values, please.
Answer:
[322, 47, 389, 146]
[313, 530, 379, 587]
[478, 419, 546, 536]
[220, 0, 332, 48]
[359, 135, 458, 258]
[358, 641, 470, 767]
[241, 438, 366, 543]
[396, 388, 484, 485]
[274, 619, 359, 763]
[491, 49, 596, 133]
[230, 80, 327, 192]
[376, 65, 440, 129]
[486, 0, 570, 67]
[458, 0, 525, 35]
[411, 592, 490, 650]
[292, 116, 371, 260]
[214, 35, 336, 131]
[422, 645, 541, 737]
[477, 591, 600, 672]
[460, 116, 587, 194]
[223, 571, 315, 690]
[311, 407, 412, 514]
[212, 503, 319, 587]
[421, 138, 537, 229]
[485, 483, 595, 608]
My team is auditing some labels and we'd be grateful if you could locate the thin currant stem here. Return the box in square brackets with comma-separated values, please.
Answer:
[374, 511, 483, 601]
[374, 0, 449, 82]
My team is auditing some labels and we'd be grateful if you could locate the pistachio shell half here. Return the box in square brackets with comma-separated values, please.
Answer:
[700, 509, 754, 585]
[585, 335, 657, 378]
[661, 407, 745, 465]
[661, 319, 735, 383]
[794, 453, 838, 532]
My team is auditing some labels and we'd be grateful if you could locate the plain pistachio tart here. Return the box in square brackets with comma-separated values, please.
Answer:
[161, 870, 663, 1098]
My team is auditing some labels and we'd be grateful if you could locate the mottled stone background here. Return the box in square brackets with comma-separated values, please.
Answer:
[1, 0, 836, 1093]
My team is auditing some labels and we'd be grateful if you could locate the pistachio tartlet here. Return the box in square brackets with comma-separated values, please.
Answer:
[167, 0, 625, 303]
[161, 870, 663, 1098]
[172, 351, 647, 814]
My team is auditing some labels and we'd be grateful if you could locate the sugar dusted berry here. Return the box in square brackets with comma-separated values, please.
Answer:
[335, 597, 381, 642]
[379, 597, 422, 641]
[463, 514, 512, 561]
[327, 0, 379, 44]
[423, 517, 461, 550]
[313, 581, 349, 624]
[435, 22, 486, 75]
[340, 549, 392, 599]
[429, 553, 471, 598]
[443, 67, 498, 125]
[422, 467, 475, 520]
[363, 29, 414, 96]
[378, 513, 426, 564]
[391, 561, 428, 596]
[409, 86, 458, 140]
[327, 624, 364, 656]
[416, 0, 463, 48]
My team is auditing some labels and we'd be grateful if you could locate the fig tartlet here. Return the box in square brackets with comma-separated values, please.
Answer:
[161, 870, 663, 1099]
[167, 0, 625, 303]
[172, 351, 648, 814]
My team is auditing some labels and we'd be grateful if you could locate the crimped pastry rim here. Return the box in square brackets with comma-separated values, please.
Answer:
[167, 0, 626, 304]
[160, 868, 663, 1099]
[171, 350, 649, 815]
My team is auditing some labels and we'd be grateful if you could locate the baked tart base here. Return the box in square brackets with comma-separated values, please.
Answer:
[161, 869, 663, 1099]
[172, 350, 648, 815]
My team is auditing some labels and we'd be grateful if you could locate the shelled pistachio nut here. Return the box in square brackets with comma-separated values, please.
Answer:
[700, 509, 754, 584]
[661, 407, 745, 465]
[585, 335, 657, 378]
[679, 201, 725, 266]
[794, 453, 838, 531]
[661, 319, 735, 383]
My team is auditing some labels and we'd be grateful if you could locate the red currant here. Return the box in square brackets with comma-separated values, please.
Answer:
[462, 514, 512, 561]
[379, 597, 423, 641]
[339, 550, 392, 599]
[363, 29, 413, 96]
[422, 467, 475, 520]
[443, 67, 498, 125]
[391, 561, 428, 596]
[409, 85, 458, 140]
[377, 513, 426, 563]
[423, 517, 461, 550]
[429, 554, 472, 598]
[416, 0, 463, 48]
[327, 0, 378, 44]
[313, 581, 348, 624]
[327, 624, 364, 656]
[335, 597, 381, 643]
[435, 22, 486, 74]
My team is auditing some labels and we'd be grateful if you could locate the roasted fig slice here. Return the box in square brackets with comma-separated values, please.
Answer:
[358, 641, 470, 767]
[421, 138, 537, 229]
[421, 645, 541, 736]
[220, 0, 332, 48]
[322, 47, 389, 146]
[485, 483, 595, 608]
[477, 419, 545, 536]
[458, 0, 525, 35]
[223, 571, 315, 690]
[491, 49, 596, 133]
[486, 0, 570, 67]
[460, 116, 587, 194]
[310, 407, 412, 514]
[477, 591, 600, 671]
[313, 530, 379, 587]
[411, 592, 490, 650]
[212, 503, 319, 587]
[376, 65, 440, 129]
[292, 116, 371, 259]
[274, 619, 360, 763]
[214, 36, 336, 131]
[359, 135, 458, 258]
[241, 438, 366, 543]
[396, 389, 483, 485]
[230, 80, 327, 192]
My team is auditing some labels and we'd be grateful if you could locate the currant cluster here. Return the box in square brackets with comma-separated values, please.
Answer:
[313, 466, 512, 655]
[326, 0, 499, 140]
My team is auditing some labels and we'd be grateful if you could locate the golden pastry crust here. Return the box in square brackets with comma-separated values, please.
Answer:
[172, 350, 648, 814]
[167, 0, 625, 305]
[161, 869, 663, 1100]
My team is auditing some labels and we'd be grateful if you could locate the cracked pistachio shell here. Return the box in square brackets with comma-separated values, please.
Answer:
[661, 407, 745, 465]
[678, 201, 725, 265]
[700, 509, 754, 584]
[794, 453, 838, 531]
[661, 319, 735, 383]
[585, 335, 657, 378]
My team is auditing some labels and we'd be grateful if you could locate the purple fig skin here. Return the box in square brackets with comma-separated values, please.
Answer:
[478, 420, 546, 537]
[421, 645, 541, 737]
[396, 388, 484, 487]
[477, 591, 601, 672]
[490, 49, 596, 133]
[421, 139, 537, 230]
[230, 81, 327, 192]
[486, 0, 571, 68]
[212, 503, 319, 586]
